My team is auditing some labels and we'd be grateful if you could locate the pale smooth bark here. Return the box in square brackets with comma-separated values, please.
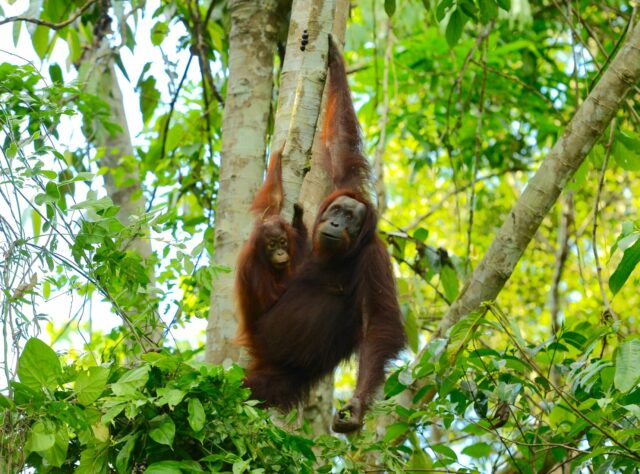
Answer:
[272, 0, 339, 220]
[205, 0, 280, 365]
[293, 0, 351, 436]
[78, 38, 162, 346]
[435, 21, 640, 338]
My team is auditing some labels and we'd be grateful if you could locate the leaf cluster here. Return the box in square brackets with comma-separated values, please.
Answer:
[2, 339, 315, 473]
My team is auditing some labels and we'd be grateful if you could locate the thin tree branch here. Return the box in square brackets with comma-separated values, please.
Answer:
[0, 0, 98, 29]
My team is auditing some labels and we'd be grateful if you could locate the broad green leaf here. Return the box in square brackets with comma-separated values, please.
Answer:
[67, 28, 82, 63]
[13, 20, 21, 47]
[614, 339, 640, 393]
[233, 460, 250, 474]
[567, 159, 589, 191]
[496, 0, 510, 9]
[437, 0, 454, 22]
[149, 415, 175, 447]
[41, 427, 69, 467]
[404, 307, 419, 352]
[440, 265, 459, 302]
[32, 209, 41, 240]
[458, 0, 478, 20]
[447, 310, 484, 361]
[609, 238, 640, 295]
[70, 196, 114, 212]
[75, 366, 110, 405]
[145, 461, 202, 473]
[383, 422, 409, 443]
[623, 404, 640, 418]
[413, 227, 429, 242]
[116, 435, 138, 474]
[111, 365, 150, 396]
[17, 338, 62, 391]
[156, 387, 186, 408]
[139, 76, 161, 125]
[431, 444, 458, 463]
[384, 370, 407, 398]
[384, 0, 396, 16]
[188, 398, 206, 432]
[462, 441, 492, 458]
[76, 443, 109, 474]
[0, 393, 14, 409]
[25, 419, 56, 452]
[618, 232, 640, 252]
[32, 25, 50, 59]
[151, 21, 169, 46]
[615, 131, 640, 171]
[49, 63, 63, 83]
[407, 448, 432, 470]
[446, 9, 465, 48]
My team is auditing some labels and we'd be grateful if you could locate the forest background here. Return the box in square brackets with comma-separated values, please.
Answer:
[1, 0, 640, 472]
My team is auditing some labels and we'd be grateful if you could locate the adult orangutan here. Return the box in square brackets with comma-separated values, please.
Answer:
[242, 38, 405, 433]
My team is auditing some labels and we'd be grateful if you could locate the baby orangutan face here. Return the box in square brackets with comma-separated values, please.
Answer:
[261, 218, 290, 270]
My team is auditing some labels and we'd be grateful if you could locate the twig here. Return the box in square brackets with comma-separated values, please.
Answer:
[373, 19, 393, 213]
[465, 35, 489, 272]
[592, 119, 618, 322]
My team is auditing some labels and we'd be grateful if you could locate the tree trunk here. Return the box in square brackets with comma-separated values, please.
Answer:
[78, 36, 162, 348]
[272, 0, 341, 221]
[205, 0, 280, 365]
[291, 0, 350, 435]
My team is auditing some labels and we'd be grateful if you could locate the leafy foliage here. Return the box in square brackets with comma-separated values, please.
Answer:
[4, 339, 315, 473]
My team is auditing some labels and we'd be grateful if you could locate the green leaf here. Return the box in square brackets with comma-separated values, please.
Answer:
[436, 0, 454, 21]
[188, 398, 206, 432]
[0, 393, 14, 409]
[156, 388, 186, 408]
[384, 0, 396, 16]
[32, 209, 41, 240]
[609, 238, 640, 295]
[48, 64, 63, 84]
[149, 415, 176, 447]
[383, 422, 409, 443]
[111, 365, 150, 396]
[17, 338, 62, 391]
[445, 9, 465, 48]
[32, 25, 50, 59]
[139, 76, 161, 125]
[75, 366, 110, 405]
[614, 339, 640, 393]
[45, 181, 61, 200]
[25, 419, 56, 452]
[70, 196, 114, 212]
[440, 265, 459, 302]
[462, 441, 492, 458]
[67, 28, 82, 63]
[116, 435, 138, 474]
[77, 443, 109, 474]
[144, 461, 203, 473]
[431, 444, 458, 463]
[41, 427, 69, 467]
[478, 0, 498, 23]
[413, 227, 429, 242]
[150, 21, 169, 46]
[496, 0, 511, 10]
[615, 131, 640, 171]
